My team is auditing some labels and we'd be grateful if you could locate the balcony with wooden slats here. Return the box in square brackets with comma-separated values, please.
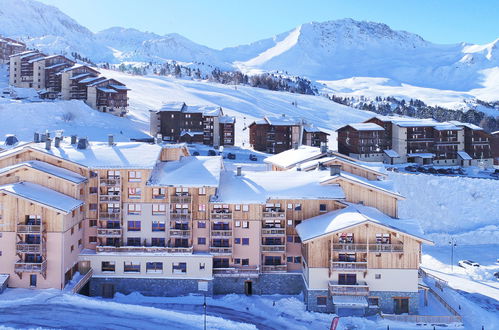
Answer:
[328, 280, 369, 296]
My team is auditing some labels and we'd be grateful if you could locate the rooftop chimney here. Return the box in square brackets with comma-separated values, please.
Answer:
[40, 134, 47, 143]
[108, 134, 114, 146]
[33, 132, 40, 143]
[45, 138, 51, 150]
[330, 164, 341, 176]
[77, 137, 89, 150]
[320, 143, 327, 154]
[5, 134, 18, 146]
[70, 135, 77, 145]
[236, 166, 242, 176]
[54, 136, 61, 148]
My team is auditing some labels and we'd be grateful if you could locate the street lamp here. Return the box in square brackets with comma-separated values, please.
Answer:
[203, 294, 207, 330]
[449, 237, 457, 272]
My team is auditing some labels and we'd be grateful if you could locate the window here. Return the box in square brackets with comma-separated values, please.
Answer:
[375, 274, 381, 279]
[316, 296, 327, 306]
[287, 219, 293, 226]
[235, 221, 241, 227]
[235, 238, 241, 244]
[89, 204, 97, 211]
[294, 236, 301, 243]
[128, 221, 141, 231]
[101, 261, 115, 272]
[242, 205, 249, 212]
[319, 204, 327, 212]
[339, 233, 354, 244]
[89, 236, 97, 244]
[70, 245, 74, 252]
[128, 171, 142, 182]
[124, 262, 141, 273]
[198, 221, 206, 228]
[235, 204, 241, 211]
[199, 263, 205, 270]
[151, 237, 165, 246]
[199, 187, 206, 195]
[287, 235, 293, 243]
[128, 188, 142, 199]
[152, 204, 166, 215]
[152, 221, 165, 232]
[376, 233, 391, 244]
[294, 256, 301, 263]
[198, 237, 206, 245]
[89, 187, 98, 194]
[89, 220, 97, 227]
[368, 297, 379, 307]
[107, 170, 120, 179]
[127, 204, 141, 215]
[294, 204, 302, 211]
[71, 227, 74, 235]
[173, 262, 187, 274]
[78, 222, 83, 230]
[242, 258, 249, 266]
[152, 188, 166, 199]
[198, 204, 206, 212]
[146, 262, 163, 273]
[242, 221, 249, 228]
[78, 239, 82, 247]
[287, 256, 293, 263]
[234, 258, 241, 264]
[127, 237, 141, 246]
[242, 238, 249, 245]
[287, 203, 292, 209]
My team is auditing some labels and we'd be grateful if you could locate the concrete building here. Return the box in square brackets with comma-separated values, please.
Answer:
[0, 37, 26, 64]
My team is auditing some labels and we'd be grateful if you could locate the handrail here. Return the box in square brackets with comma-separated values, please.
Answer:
[72, 269, 94, 294]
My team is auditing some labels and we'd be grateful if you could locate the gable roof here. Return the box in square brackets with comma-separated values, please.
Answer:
[295, 204, 432, 244]
[338, 123, 385, 132]
[0, 160, 87, 184]
[0, 182, 83, 214]
[299, 156, 386, 178]
[264, 146, 325, 169]
[322, 172, 404, 199]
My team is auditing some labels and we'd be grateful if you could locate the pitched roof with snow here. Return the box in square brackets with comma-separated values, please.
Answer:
[0, 160, 87, 184]
[219, 115, 235, 124]
[322, 171, 403, 199]
[264, 115, 302, 126]
[449, 121, 483, 130]
[264, 146, 325, 169]
[158, 101, 186, 112]
[341, 123, 385, 131]
[185, 105, 222, 116]
[0, 182, 83, 214]
[214, 170, 345, 204]
[299, 156, 386, 177]
[295, 204, 432, 244]
[457, 151, 472, 160]
[148, 156, 222, 187]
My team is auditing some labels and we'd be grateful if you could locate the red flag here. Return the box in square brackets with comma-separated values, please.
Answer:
[330, 316, 340, 330]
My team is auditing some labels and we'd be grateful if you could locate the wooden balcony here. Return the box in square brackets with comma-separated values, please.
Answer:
[261, 244, 286, 252]
[211, 229, 232, 237]
[332, 243, 403, 253]
[16, 243, 43, 253]
[329, 281, 369, 296]
[261, 228, 286, 236]
[169, 229, 190, 238]
[15, 260, 47, 273]
[261, 264, 287, 272]
[166, 246, 193, 253]
[332, 243, 367, 252]
[210, 212, 232, 220]
[170, 213, 191, 221]
[262, 211, 285, 219]
[99, 178, 121, 187]
[97, 228, 122, 237]
[330, 261, 367, 271]
[210, 247, 232, 255]
[213, 267, 260, 277]
[368, 244, 404, 253]
[96, 246, 183, 253]
[170, 195, 192, 203]
[99, 194, 121, 202]
[17, 224, 43, 233]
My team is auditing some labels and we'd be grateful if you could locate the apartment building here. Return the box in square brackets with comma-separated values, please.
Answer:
[249, 115, 329, 154]
[0, 37, 26, 63]
[337, 116, 494, 167]
[9, 51, 46, 88]
[86, 78, 129, 116]
[0, 136, 430, 315]
[492, 131, 499, 165]
[149, 102, 236, 146]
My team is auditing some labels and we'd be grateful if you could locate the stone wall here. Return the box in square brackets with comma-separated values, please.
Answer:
[304, 288, 334, 313]
[370, 290, 419, 314]
[213, 273, 303, 295]
[89, 277, 213, 298]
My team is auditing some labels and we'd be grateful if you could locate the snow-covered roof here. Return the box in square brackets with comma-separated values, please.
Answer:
[322, 171, 403, 199]
[0, 182, 83, 214]
[295, 204, 432, 244]
[346, 123, 385, 131]
[59, 64, 98, 74]
[44, 62, 69, 70]
[0, 160, 87, 184]
[180, 130, 203, 137]
[433, 123, 462, 131]
[158, 101, 186, 112]
[70, 73, 93, 80]
[97, 87, 118, 94]
[109, 84, 129, 91]
[457, 151, 472, 160]
[27, 56, 46, 63]
[299, 156, 386, 177]
[383, 149, 400, 158]
[79, 76, 102, 84]
[264, 115, 302, 126]
[449, 121, 483, 130]
[185, 105, 222, 116]
[87, 78, 117, 87]
[20, 52, 42, 60]
[27, 140, 163, 169]
[303, 125, 329, 134]
[264, 146, 325, 169]
[148, 156, 222, 187]
[407, 153, 435, 159]
[219, 115, 235, 124]
[214, 170, 345, 204]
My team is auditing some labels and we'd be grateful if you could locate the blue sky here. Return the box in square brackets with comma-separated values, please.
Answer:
[38, 0, 499, 49]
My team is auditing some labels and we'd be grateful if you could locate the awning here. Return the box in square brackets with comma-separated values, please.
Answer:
[383, 149, 400, 158]
[332, 295, 368, 307]
[457, 151, 472, 160]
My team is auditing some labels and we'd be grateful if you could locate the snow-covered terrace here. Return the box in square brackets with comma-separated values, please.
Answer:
[148, 156, 222, 187]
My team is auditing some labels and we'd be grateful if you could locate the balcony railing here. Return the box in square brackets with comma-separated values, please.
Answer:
[369, 244, 404, 252]
[329, 281, 369, 296]
[99, 194, 121, 202]
[332, 243, 367, 252]
[170, 213, 191, 221]
[261, 228, 286, 236]
[170, 195, 192, 203]
[99, 212, 121, 220]
[210, 212, 232, 220]
[210, 247, 232, 255]
[15, 260, 47, 273]
[332, 243, 403, 252]
[262, 211, 285, 219]
[211, 229, 232, 237]
[261, 244, 286, 252]
[169, 229, 190, 238]
[97, 228, 122, 237]
[331, 261, 368, 271]
[261, 264, 287, 272]
[17, 224, 43, 233]
[100, 178, 121, 186]
[213, 267, 260, 277]
[16, 243, 43, 253]
[96, 245, 193, 253]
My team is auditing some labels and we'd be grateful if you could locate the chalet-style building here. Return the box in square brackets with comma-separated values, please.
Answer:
[0, 135, 431, 316]
[0, 36, 26, 63]
[491, 131, 499, 165]
[337, 116, 494, 167]
[249, 115, 329, 154]
[149, 102, 235, 146]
